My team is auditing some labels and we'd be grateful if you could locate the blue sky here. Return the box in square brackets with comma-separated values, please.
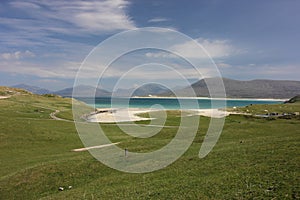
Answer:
[0, 0, 299, 91]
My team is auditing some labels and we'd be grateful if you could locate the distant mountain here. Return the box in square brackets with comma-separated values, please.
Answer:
[12, 84, 52, 95]
[112, 88, 134, 97]
[162, 77, 300, 99]
[12, 78, 300, 99]
[54, 85, 111, 97]
[112, 84, 172, 97]
[132, 84, 172, 96]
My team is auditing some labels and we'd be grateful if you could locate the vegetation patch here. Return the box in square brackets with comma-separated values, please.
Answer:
[0, 90, 299, 199]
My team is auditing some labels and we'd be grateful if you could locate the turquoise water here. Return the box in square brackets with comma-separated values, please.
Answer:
[78, 97, 283, 109]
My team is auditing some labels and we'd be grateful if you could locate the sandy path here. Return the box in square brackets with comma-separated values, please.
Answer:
[50, 110, 73, 122]
[72, 142, 120, 152]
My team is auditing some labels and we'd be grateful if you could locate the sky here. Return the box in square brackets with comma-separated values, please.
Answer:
[0, 0, 299, 91]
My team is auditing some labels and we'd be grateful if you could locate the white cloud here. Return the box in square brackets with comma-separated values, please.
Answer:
[9, 1, 41, 9]
[217, 63, 232, 68]
[0, 56, 215, 81]
[6, 0, 135, 35]
[148, 17, 169, 23]
[171, 38, 239, 59]
[145, 52, 177, 58]
[143, 38, 240, 60]
[0, 0, 136, 71]
[1, 50, 35, 60]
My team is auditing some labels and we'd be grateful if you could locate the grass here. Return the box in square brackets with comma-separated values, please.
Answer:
[0, 88, 299, 199]
[227, 101, 300, 116]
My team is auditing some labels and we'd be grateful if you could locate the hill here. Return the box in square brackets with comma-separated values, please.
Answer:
[0, 86, 32, 96]
[163, 78, 300, 99]
[112, 83, 172, 97]
[285, 95, 300, 103]
[10, 84, 111, 97]
[12, 84, 52, 95]
[132, 83, 172, 96]
[0, 86, 299, 199]
[54, 85, 111, 97]
[13, 78, 300, 98]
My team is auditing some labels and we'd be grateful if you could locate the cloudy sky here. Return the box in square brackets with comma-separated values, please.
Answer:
[0, 0, 299, 90]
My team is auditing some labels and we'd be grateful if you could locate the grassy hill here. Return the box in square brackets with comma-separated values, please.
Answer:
[285, 95, 300, 104]
[12, 84, 53, 95]
[0, 87, 299, 199]
[54, 85, 111, 97]
[0, 86, 32, 96]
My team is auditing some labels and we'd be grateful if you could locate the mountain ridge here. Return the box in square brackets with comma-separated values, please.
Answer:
[165, 77, 300, 99]
[54, 85, 111, 97]
[10, 78, 300, 99]
[12, 84, 52, 95]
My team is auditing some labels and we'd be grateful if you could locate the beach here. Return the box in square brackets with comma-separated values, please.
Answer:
[86, 108, 231, 123]
[87, 108, 156, 123]
[131, 96, 288, 101]
[83, 97, 285, 123]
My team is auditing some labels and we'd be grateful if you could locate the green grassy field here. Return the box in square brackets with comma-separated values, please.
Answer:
[0, 87, 299, 199]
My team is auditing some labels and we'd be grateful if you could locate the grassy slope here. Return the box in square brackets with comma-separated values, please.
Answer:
[0, 89, 299, 199]
[285, 95, 300, 104]
[227, 101, 300, 116]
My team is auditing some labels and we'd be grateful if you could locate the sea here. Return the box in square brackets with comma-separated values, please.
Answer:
[78, 97, 284, 110]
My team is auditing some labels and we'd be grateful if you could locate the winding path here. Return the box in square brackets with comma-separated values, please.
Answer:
[72, 142, 120, 152]
[49, 110, 73, 122]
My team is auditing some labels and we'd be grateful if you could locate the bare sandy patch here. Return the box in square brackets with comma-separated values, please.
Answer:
[72, 142, 120, 152]
[86, 108, 231, 123]
[0, 96, 10, 99]
[192, 109, 230, 118]
[86, 108, 156, 123]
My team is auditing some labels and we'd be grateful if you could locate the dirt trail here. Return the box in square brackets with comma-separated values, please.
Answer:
[72, 142, 120, 152]
[49, 110, 73, 122]
[0, 96, 10, 99]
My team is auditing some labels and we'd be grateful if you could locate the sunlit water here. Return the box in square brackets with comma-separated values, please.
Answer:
[77, 97, 283, 109]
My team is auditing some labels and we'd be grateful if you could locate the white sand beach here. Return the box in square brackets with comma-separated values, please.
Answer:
[86, 108, 230, 123]
[131, 96, 288, 101]
[87, 108, 156, 123]
[0, 96, 10, 99]
[193, 109, 230, 118]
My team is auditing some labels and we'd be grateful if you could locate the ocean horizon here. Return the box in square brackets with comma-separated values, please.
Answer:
[77, 97, 284, 110]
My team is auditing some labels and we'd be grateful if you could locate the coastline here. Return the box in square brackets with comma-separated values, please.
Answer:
[83, 97, 286, 123]
[130, 96, 287, 101]
[86, 108, 231, 123]
[87, 108, 157, 123]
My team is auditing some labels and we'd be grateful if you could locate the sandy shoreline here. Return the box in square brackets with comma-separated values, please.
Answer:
[84, 96, 287, 123]
[0, 96, 10, 99]
[130, 96, 287, 101]
[87, 108, 156, 123]
[86, 108, 231, 123]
